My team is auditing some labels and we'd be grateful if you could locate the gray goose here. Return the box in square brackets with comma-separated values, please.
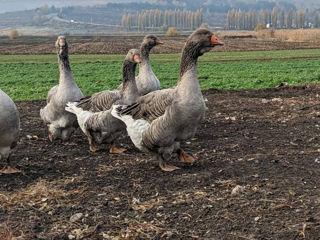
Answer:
[75, 35, 162, 114]
[118, 35, 163, 95]
[65, 49, 141, 153]
[0, 89, 20, 174]
[111, 29, 223, 171]
[40, 36, 84, 144]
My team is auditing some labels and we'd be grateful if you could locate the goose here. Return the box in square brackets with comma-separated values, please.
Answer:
[117, 35, 163, 95]
[0, 89, 20, 174]
[111, 29, 223, 171]
[74, 35, 162, 114]
[65, 49, 141, 153]
[40, 36, 84, 144]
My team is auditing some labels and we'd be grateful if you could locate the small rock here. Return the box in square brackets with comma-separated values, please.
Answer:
[254, 216, 260, 222]
[315, 158, 320, 164]
[271, 98, 282, 102]
[26, 135, 32, 140]
[102, 232, 113, 239]
[275, 82, 288, 88]
[261, 99, 269, 104]
[231, 185, 245, 196]
[70, 213, 83, 223]
[68, 234, 75, 240]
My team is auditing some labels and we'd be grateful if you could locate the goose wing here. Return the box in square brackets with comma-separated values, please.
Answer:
[120, 88, 175, 122]
[77, 90, 121, 112]
[46, 85, 58, 104]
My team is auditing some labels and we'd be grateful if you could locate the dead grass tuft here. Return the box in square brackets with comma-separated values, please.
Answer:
[255, 29, 275, 39]
[0, 223, 14, 240]
[256, 29, 320, 42]
[220, 29, 320, 42]
[0, 179, 70, 209]
[122, 220, 166, 239]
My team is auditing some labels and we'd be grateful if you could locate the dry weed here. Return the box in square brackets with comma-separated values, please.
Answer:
[256, 29, 320, 41]
[0, 179, 71, 209]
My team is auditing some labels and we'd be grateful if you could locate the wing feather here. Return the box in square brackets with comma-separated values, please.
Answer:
[120, 88, 175, 122]
[77, 90, 121, 112]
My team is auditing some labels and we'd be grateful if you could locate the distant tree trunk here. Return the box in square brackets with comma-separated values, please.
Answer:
[259, 9, 265, 24]
[280, 8, 285, 28]
[271, 7, 277, 29]
[248, 10, 252, 30]
[252, 10, 257, 29]
[226, 11, 231, 29]
[287, 9, 293, 28]
[315, 13, 320, 28]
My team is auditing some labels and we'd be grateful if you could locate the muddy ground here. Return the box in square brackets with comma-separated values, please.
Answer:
[0, 84, 320, 239]
[1, 35, 320, 55]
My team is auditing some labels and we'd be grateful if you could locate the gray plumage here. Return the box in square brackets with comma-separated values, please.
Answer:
[117, 35, 163, 96]
[40, 36, 84, 141]
[66, 49, 141, 149]
[112, 29, 224, 170]
[0, 89, 20, 165]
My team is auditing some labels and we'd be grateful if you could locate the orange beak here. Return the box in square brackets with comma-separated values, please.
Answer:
[156, 39, 164, 45]
[133, 54, 141, 63]
[210, 35, 224, 46]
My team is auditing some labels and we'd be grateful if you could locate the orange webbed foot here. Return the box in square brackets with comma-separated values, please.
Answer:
[0, 166, 21, 174]
[90, 145, 98, 152]
[179, 149, 198, 164]
[159, 161, 180, 172]
[109, 144, 127, 155]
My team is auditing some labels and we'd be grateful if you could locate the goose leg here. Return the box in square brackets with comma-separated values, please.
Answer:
[0, 153, 21, 174]
[158, 155, 180, 172]
[109, 143, 127, 154]
[48, 133, 53, 142]
[61, 128, 77, 146]
[178, 149, 198, 163]
[88, 137, 97, 152]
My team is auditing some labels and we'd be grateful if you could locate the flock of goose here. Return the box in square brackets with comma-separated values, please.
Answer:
[0, 29, 224, 173]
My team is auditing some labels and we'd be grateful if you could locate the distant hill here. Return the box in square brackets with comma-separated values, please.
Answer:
[0, 0, 319, 35]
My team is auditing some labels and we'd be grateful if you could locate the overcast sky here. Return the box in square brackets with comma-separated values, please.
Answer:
[0, 0, 142, 13]
[0, 0, 319, 13]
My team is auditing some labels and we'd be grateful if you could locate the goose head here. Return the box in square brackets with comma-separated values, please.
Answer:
[186, 29, 224, 56]
[125, 49, 141, 64]
[55, 35, 68, 56]
[142, 35, 164, 49]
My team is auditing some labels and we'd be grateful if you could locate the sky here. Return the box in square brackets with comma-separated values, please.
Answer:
[0, 0, 319, 13]
[0, 0, 141, 13]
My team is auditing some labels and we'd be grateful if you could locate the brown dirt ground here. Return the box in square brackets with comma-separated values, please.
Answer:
[1, 35, 320, 55]
[1, 84, 320, 239]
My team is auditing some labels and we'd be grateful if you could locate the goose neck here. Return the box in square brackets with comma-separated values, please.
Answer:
[58, 52, 76, 85]
[122, 60, 139, 103]
[178, 43, 199, 83]
[140, 43, 152, 63]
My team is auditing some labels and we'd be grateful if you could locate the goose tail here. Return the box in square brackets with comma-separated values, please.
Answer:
[65, 102, 81, 115]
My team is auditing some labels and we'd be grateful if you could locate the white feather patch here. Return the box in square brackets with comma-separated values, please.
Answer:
[65, 102, 93, 134]
[111, 105, 150, 150]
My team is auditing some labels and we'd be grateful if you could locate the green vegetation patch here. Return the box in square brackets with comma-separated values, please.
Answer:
[1, 49, 320, 101]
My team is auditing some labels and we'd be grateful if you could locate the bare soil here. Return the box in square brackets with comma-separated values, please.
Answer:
[1, 84, 320, 239]
[1, 35, 320, 55]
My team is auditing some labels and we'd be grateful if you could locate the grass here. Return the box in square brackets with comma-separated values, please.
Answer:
[1, 49, 320, 101]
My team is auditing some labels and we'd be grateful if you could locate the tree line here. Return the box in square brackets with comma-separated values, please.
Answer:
[226, 8, 320, 30]
[121, 9, 203, 31]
